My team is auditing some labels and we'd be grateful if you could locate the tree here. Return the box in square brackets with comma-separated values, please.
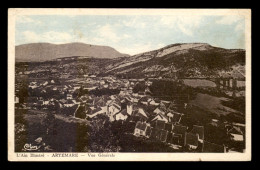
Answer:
[133, 82, 146, 93]
[43, 112, 56, 135]
[17, 85, 28, 104]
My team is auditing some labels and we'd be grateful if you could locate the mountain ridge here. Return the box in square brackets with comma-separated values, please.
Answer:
[15, 42, 245, 79]
[103, 43, 245, 79]
[15, 42, 130, 62]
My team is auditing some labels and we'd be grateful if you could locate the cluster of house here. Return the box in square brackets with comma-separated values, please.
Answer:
[15, 69, 245, 152]
[73, 92, 170, 121]
[132, 117, 245, 152]
[133, 120, 206, 151]
[16, 75, 132, 109]
[133, 119, 241, 152]
[15, 59, 108, 79]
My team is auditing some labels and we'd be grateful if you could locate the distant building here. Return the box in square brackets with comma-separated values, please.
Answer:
[15, 96, 19, 104]
[67, 94, 73, 100]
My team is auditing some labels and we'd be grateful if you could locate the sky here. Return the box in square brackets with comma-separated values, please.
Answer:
[15, 15, 245, 55]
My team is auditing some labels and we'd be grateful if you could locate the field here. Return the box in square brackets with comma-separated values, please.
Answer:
[183, 79, 216, 88]
[189, 93, 244, 121]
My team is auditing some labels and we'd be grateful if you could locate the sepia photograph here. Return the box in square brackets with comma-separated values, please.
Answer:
[8, 8, 251, 161]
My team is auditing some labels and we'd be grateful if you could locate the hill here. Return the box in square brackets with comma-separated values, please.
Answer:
[104, 43, 245, 79]
[15, 42, 130, 62]
[15, 43, 245, 79]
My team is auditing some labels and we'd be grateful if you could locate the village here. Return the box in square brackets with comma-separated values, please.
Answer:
[14, 60, 245, 153]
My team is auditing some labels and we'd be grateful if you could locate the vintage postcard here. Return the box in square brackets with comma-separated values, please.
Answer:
[8, 8, 251, 161]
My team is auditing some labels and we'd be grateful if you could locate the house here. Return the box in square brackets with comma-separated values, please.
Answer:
[137, 92, 145, 97]
[190, 125, 204, 143]
[159, 129, 168, 142]
[232, 123, 245, 134]
[139, 96, 151, 105]
[171, 111, 183, 123]
[159, 102, 168, 112]
[80, 96, 88, 103]
[132, 108, 149, 122]
[153, 107, 165, 115]
[150, 127, 161, 140]
[171, 133, 182, 145]
[172, 124, 188, 146]
[29, 84, 38, 89]
[145, 126, 152, 138]
[151, 113, 169, 123]
[24, 71, 30, 75]
[74, 99, 81, 105]
[227, 126, 244, 142]
[124, 95, 133, 103]
[166, 112, 174, 121]
[15, 96, 19, 104]
[42, 81, 48, 86]
[168, 102, 178, 110]
[43, 100, 50, 105]
[95, 98, 108, 114]
[119, 90, 129, 96]
[67, 94, 73, 100]
[59, 99, 67, 107]
[100, 80, 106, 85]
[210, 119, 219, 127]
[107, 103, 121, 117]
[64, 99, 75, 107]
[115, 109, 128, 121]
[155, 120, 166, 130]
[186, 133, 199, 150]
[145, 87, 152, 95]
[92, 97, 102, 105]
[126, 103, 133, 115]
[73, 86, 81, 90]
[149, 99, 159, 106]
[145, 80, 153, 86]
[86, 107, 104, 119]
[134, 121, 148, 137]
[165, 123, 173, 132]
[133, 97, 140, 103]
[166, 132, 173, 143]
